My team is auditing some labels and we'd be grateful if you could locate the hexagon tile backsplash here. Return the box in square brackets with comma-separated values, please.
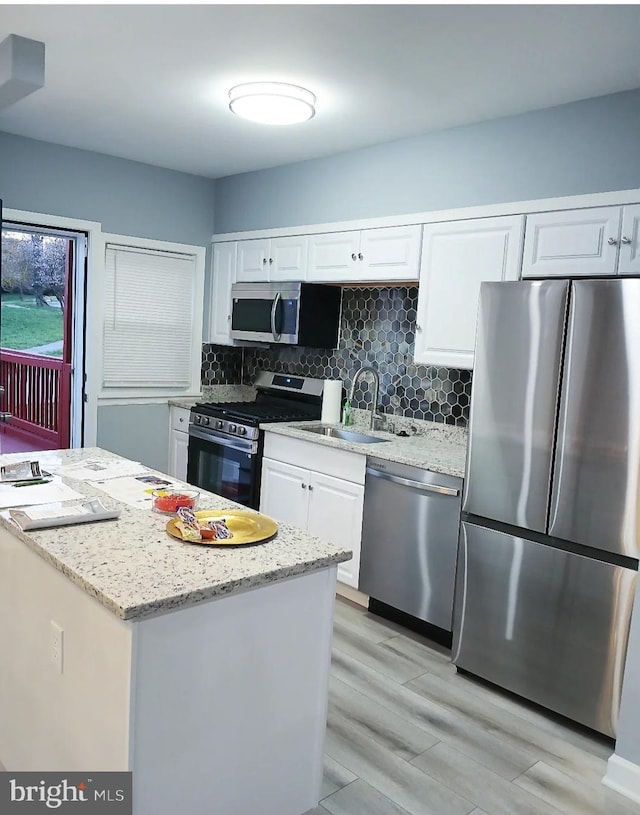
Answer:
[201, 286, 472, 427]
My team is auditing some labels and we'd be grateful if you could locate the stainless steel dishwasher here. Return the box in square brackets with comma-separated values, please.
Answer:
[359, 457, 463, 632]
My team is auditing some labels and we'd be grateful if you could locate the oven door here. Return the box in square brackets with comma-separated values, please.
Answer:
[187, 425, 261, 509]
[230, 287, 301, 344]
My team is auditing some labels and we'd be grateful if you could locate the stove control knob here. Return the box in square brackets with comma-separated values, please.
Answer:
[237, 426, 247, 436]
[229, 424, 237, 433]
[194, 415, 201, 425]
[203, 417, 210, 426]
[216, 420, 224, 430]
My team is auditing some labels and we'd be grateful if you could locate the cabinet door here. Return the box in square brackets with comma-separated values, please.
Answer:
[307, 231, 359, 282]
[618, 205, 640, 276]
[307, 472, 364, 589]
[358, 225, 421, 281]
[237, 239, 270, 282]
[169, 429, 189, 482]
[259, 458, 309, 529]
[269, 235, 309, 281]
[522, 207, 621, 278]
[207, 242, 237, 345]
[415, 215, 524, 369]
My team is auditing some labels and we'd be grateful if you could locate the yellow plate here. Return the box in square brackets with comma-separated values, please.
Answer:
[166, 509, 278, 547]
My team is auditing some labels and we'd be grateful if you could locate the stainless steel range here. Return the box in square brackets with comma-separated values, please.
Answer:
[187, 372, 325, 509]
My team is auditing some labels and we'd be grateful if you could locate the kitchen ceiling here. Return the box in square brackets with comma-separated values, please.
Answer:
[1, 4, 639, 180]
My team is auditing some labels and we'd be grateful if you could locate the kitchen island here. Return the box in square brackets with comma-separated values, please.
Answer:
[0, 448, 351, 815]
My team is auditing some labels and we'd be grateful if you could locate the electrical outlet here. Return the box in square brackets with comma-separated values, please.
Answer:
[50, 620, 64, 674]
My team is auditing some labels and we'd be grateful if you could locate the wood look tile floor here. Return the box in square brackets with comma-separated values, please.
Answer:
[306, 597, 636, 815]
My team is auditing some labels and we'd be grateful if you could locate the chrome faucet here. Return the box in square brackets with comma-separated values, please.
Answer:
[349, 366, 381, 430]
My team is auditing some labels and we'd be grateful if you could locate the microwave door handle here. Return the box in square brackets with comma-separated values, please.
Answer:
[271, 292, 282, 341]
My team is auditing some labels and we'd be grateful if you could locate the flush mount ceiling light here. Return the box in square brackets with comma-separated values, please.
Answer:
[228, 82, 316, 125]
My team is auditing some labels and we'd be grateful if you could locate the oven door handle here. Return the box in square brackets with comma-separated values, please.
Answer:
[188, 425, 256, 453]
[271, 292, 282, 341]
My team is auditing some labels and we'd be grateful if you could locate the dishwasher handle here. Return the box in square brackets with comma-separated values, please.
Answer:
[366, 467, 460, 497]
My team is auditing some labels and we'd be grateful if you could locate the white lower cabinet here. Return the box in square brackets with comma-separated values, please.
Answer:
[260, 434, 366, 588]
[168, 406, 190, 481]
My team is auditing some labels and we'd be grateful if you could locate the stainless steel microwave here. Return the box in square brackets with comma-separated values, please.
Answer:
[230, 282, 342, 347]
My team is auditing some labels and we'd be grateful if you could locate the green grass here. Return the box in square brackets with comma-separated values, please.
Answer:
[1, 293, 63, 355]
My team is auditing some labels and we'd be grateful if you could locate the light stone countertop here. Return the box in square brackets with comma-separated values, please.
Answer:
[169, 384, 257, 411]
[261, 420, 468, 479]
[0, 447, 351, 622]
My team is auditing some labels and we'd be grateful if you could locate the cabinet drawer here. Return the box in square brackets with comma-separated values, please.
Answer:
[263, 432, 366, 485]
[170, 406, 191, 433]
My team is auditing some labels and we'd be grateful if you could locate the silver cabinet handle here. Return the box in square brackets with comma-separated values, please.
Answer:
[301, 483, 307, 489]
[416, 324, 422, 332]
[608, 237, 618, 246]
[621, 236, 632, 244]
[270, 291, 282, 341]
[269, 257, 274, 264]
[0, 412, 12, 423]
[308, 484, 314, 491]
[262, 257, 268, 264]
[351, 253, 357, 261]
[358, 252, 363, 261]
[0, 386, 4, 396]
[366, 467, 460, 496]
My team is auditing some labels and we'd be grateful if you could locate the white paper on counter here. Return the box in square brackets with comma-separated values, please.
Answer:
[0, 481, 86, 510]
[92, 473, 177, 510]
[46, 458, 148, 482]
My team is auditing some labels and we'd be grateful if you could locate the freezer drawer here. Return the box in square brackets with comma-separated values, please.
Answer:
[359, 459, 462, 631]
[452, 522, 637, 737]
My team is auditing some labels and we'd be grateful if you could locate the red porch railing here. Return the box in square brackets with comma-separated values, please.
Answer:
[0, 349, 71, 449]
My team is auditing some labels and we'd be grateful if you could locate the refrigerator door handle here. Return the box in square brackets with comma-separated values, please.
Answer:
[366, 468, 460, 496]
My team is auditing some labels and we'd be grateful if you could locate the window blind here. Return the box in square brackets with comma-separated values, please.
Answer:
[103, 244, 196, 388]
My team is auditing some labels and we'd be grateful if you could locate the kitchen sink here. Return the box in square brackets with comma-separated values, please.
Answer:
[300, 425, 386, 444]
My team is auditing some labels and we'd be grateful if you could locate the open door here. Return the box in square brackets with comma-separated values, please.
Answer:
[0, 216, 85, 452]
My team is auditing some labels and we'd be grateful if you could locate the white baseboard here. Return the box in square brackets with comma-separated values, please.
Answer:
[335, 583, 369, 608]
[603, 754, 640, 805]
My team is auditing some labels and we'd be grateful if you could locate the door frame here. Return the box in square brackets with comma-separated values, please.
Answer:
[4, 209, 101, 447]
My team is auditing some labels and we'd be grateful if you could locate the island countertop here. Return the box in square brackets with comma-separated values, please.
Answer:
[0, 447, 351, 622]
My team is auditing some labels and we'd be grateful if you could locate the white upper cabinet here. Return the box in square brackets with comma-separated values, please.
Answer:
[207, 241, 237, 346]
[236, 236, 309, 281]
[358, 225, 422, 281]
[269, 235, 309, 281]
[307, 231, 360, 281]
[618, 204, 640, 276]
[414, 215, 524, 370]
[308, 225, 421, 283]
[522, 207, 621, 278]
[236, 239, 271, 281]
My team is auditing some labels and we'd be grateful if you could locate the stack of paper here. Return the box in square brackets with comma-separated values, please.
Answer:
[9, 499, 121, 531]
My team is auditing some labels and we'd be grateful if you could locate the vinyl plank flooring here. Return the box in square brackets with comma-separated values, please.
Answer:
[377, 634, 456, 680]
[322, 779, 413, 815]
[331, 647, 540, 781]
[321, 754, 358, 800]
[444, 666, 614, 761]
[332, 624, 430, 684]
[412, 741, 565, 815]
[333, 599, 405, 643]
[329, 675, 439, 761]
[326, 707, 475, 815]
[514, 761, 640, 815]
[407, 671, 608, 788]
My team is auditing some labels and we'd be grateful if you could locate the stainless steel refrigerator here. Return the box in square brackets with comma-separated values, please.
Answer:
[452, 279, 639, 738]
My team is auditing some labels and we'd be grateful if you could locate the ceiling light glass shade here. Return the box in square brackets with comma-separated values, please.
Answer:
[228, 82, 316, 125]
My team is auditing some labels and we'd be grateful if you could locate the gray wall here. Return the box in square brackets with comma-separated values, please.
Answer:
[0, 130, 216, 468]
[214, 90, 640, 233]
[0, 130, 215, 244]
[96, 404, 171, 474]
